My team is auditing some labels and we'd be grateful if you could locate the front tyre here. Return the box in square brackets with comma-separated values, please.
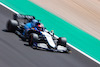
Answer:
[58, 37, 67, 47]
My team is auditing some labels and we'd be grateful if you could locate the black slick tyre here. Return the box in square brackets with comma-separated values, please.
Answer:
[29, 33, 38, 46]
[58, 37, 67, 47]
[7, 19, 18, 32]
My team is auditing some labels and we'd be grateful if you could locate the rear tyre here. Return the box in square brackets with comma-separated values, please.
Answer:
[7, 19, 18, 32]
[58, 37, 67, 47]
[29, 33, 38, 46]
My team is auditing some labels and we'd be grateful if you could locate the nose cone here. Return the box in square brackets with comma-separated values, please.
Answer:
[42, 32, 56, 48]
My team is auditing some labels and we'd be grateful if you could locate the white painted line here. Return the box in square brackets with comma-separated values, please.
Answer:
[67, 43, 100, 65]
[0, 2, 100, 65]
[55, 34, 100, 64]
[0, 2, 19, 14]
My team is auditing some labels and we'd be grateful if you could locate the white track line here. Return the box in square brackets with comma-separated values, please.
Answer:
[0, 2, 100, 65]
[67, 43, 100, 65]
[0, 2, 19, 14]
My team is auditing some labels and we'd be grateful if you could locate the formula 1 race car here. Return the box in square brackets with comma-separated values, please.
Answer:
[6, 14, 71, 53]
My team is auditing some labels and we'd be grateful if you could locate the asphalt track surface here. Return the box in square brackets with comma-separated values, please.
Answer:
[0, 5, 99, 67]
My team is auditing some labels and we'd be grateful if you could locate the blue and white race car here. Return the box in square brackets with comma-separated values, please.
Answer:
[6, 14, 71, 53]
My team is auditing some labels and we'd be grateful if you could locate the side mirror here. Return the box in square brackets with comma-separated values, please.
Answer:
[37, 20, 41, 22]
[44, 27, 46, 29]
[51, 30, 54, 33]
[51, 30, 54, 36]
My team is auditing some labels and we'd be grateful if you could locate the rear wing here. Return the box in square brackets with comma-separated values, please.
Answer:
[13, 14, 35, 20]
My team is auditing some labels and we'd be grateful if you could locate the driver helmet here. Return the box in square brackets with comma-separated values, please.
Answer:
[36, 23, 44, 31]
[31, 19, 39, 27]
